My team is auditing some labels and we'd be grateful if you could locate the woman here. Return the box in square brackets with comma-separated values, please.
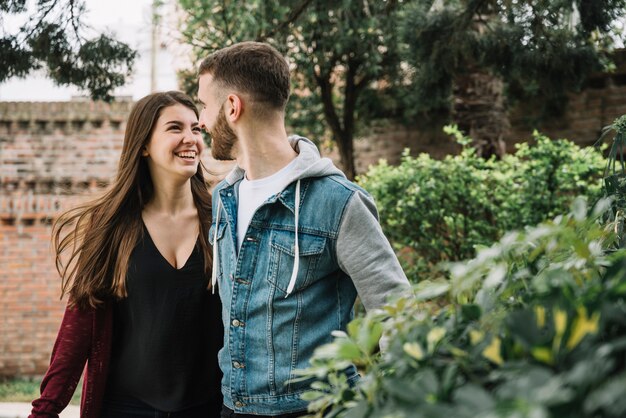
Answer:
[30, 91, 223, 418]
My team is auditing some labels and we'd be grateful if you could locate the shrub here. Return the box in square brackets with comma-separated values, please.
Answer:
[298, 198, 626, 418]
[359, 128, 605, 282]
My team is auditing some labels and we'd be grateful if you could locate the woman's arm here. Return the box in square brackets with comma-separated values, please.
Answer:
[29, 304, 94, 418]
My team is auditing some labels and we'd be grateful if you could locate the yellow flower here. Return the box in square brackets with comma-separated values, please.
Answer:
[553, 308, 567, 351]
[535, 306, 546, 328]
[531, 347, 554, 365]
[469, 329, 484, 345]
[449, 346, 468, 358]
[403, 342, 424, 360]
[427, 327, 446, 353]
[554, 308, 567, 335]
[482, 337, 504, 365]
[566, 306, 600, 350]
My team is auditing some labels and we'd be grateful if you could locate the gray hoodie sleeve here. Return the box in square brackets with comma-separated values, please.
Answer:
[336, 191, 411, 311]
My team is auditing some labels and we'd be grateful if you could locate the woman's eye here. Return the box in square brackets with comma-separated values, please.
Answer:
[193, 127, 202, 133]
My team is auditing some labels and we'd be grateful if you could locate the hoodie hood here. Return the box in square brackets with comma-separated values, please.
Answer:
[222, 135, 345, 186]
[212, 135, 346, 298]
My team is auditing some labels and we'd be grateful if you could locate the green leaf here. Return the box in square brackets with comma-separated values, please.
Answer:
[584, 373, 626, 416]
[452, 384, 495, 412]
[571, 197, 588, 221]
[414, 280, 451, 301]
[358, 320, 383, 354]
[460, 304, 482, 321]
[337, 340, 362, 360]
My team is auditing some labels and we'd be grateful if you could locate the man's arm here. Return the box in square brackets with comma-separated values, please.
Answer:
[336, 191, 411, 311]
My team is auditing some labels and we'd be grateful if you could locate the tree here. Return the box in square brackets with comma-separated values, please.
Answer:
[177, 0, 410, 179]
[400, 0, 626, 158]
[177, 0, 626, 171]
[1, 0, 137, 101]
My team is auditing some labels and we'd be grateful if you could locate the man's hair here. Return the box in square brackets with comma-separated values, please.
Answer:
[198, 41, 290, 111]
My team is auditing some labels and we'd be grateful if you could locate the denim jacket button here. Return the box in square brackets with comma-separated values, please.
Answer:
[234, 401, 245, 408]
[232, 319, 241, 327]
[233, 361, 244, 369]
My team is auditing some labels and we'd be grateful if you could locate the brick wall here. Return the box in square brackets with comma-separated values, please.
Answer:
[348, 49, 626, 173]
[2, 221, 64, 376]
[506, 49, 626, 149]
[2, 50, 626, 377]
[0, 99, 131, 377]
[0, 98, 236, 377]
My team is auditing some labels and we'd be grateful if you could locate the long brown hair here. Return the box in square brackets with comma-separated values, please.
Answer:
[55, 91, 213, 310]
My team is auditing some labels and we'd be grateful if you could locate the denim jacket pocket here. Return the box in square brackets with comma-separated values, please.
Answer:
[268, 230, 326, 294]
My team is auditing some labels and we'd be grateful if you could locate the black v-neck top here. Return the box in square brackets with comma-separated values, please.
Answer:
[106, 223, 223, 412]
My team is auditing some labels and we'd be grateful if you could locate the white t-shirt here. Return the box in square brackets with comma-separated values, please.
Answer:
[237, 159, 297, 251]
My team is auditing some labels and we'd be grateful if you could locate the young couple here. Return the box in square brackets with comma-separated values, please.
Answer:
[30, 42, 410, 418]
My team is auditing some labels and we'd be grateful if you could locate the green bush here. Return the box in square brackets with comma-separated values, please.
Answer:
[298, 198, 626, 418]
[359, 128, 605, 282]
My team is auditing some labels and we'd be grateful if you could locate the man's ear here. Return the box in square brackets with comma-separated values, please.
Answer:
[227, 94, 244, 122]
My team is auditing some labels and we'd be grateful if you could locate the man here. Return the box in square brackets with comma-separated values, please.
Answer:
[198, 41, 410, 418]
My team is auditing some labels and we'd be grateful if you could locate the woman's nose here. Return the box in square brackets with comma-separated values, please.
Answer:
[182, 129, 197, 143]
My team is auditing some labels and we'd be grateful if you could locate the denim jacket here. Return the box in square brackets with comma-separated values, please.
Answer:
[210, 136, 410, 415]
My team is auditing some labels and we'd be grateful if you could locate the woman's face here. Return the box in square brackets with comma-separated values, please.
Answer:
[142, 103, 205, 183]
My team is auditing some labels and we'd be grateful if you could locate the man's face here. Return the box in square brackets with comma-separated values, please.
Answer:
[198, 73, 238, 160]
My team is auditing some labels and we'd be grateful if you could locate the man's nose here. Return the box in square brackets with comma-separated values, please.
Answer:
[198, 111, 208, 131]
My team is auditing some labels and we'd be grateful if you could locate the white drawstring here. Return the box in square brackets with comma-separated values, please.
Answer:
[285, 179, 301, 298]
[211, 195, 222, 293]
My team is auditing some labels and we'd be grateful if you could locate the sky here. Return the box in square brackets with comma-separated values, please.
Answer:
[2, 1, 624, 102]
[0, 0, 181, 101]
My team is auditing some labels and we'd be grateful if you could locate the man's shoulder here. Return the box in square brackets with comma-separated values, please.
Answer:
[307, 174, 370, 198]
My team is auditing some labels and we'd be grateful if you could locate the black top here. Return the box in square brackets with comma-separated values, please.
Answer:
[107, 223, 223, 412]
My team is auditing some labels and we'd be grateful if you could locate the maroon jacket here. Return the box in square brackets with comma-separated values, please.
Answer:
[30, 303, 113, 418]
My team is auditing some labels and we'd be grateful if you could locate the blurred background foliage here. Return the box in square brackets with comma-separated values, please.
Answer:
[298, 197, 626, 418]
[295, 116, 626, 418]
[359, 127, 605, 283]
[176, 0, 626, 178]
[0, 0, 137, 101]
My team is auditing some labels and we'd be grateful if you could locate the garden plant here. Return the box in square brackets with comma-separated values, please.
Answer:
[295, 117, 626, 418]
[359, 126, 605, 282]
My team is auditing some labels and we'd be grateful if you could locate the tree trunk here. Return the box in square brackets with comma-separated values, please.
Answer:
[315, 68, 358, 180]
[452, 68, 509, 159]
[335, 132, 356, 180]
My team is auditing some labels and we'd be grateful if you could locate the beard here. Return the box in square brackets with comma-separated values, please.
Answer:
[209, 106, 238, 161]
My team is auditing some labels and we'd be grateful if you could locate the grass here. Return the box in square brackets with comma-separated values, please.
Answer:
[0, 377, 81, 404]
